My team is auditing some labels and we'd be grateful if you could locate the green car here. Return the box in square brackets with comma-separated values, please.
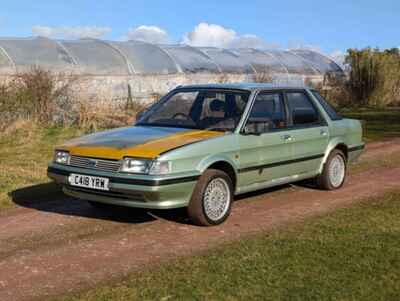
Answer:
[48, 83, 364, 226]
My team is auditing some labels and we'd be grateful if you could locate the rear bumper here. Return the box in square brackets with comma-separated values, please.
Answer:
[47, 164, 199, 209]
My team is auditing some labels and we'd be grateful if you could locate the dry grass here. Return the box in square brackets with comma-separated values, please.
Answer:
[0, 66, 147, 132]
[253, 72, 273, 83]
[0, 125, 84, 210]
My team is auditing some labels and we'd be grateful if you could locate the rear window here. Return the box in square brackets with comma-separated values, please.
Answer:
[311, 91, 342, 121]
[286, 92, 320, 126]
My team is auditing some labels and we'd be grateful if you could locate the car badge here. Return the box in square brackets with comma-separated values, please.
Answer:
[88, 159, 98, 167]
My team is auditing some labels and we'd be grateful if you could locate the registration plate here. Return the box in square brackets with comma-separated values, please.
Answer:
[68, 173, 110, 191]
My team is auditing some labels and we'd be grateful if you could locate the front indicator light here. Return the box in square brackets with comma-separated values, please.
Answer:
[149, 161, 171, 175]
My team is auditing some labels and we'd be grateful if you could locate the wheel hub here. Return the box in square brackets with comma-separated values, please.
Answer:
[329, 155, 345, 188]
[203, 178, 230, 221]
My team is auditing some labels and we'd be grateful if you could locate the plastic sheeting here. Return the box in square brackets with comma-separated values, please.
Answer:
[0, 37, 73, 71]
[60, 39, 129, 75]
[160, 45, 220, 73]
[291, 49, 343, 73]
[0, 37, 344, 76]
[109, 41, 179, 74]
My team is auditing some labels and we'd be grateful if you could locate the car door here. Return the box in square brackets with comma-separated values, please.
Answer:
[237, 91, 293, 187]
[283, 90, 329, 175]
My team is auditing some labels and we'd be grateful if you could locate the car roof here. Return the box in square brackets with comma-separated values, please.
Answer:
[177, 83, 311, 91]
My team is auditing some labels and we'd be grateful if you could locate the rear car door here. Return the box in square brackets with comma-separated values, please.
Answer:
[237, 91, 292, 186]
[283, 90, 329, 175]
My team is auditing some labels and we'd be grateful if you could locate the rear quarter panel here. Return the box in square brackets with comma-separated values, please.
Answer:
[322, 118, 364, 170]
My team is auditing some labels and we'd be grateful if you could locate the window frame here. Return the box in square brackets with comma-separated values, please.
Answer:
[309, 89, 343, 121]
[283, 89, 327, 129]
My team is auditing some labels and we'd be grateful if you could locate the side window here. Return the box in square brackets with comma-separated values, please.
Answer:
[245, 92, 287, 133]
[200, 92, 226, 120]
[286, 92, 320, 126]
[311, 91, 342, 121]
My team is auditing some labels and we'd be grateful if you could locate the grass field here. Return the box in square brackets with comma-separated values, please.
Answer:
[0, 109, 400, 211]
[0, 124, 85, 210]
[341, 108, 400, 142]
[60, 191, 400, 301]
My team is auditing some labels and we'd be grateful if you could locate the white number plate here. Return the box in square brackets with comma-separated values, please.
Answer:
[68, 173, 110, 191]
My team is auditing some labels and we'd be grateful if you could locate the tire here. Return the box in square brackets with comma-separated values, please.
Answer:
[316, 149, 347, 190]
[187, 169, 233, 226]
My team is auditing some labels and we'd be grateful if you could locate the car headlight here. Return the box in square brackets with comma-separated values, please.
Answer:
[149, 161, 171, 175]
[120, 158, 152, 174]
[54, 150, 70, 165]
[120, 158, 172, 175]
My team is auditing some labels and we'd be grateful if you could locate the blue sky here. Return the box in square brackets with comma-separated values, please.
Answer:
[0, 0, 399, 56]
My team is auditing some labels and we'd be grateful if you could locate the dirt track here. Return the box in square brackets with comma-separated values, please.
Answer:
[1, 139, 400, 301]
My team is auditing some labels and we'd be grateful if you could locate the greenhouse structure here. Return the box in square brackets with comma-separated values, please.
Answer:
[0, 37, 344, 102]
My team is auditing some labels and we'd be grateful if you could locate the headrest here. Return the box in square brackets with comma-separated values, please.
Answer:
[209, 99, 224, 112]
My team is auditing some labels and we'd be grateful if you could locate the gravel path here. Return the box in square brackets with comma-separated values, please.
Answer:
[0, 139, 400, 301]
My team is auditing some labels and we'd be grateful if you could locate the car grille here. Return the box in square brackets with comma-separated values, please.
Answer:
[69, 156, 121, 173]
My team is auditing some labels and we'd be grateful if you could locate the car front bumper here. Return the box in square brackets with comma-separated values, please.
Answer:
[47, 163, 199, 209]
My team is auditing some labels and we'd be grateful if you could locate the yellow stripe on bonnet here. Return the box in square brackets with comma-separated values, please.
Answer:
[66, 130, 223, 160]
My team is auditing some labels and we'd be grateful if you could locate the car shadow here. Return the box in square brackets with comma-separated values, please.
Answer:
[10, 182, 189, 225]
[11, 179, 316, 226]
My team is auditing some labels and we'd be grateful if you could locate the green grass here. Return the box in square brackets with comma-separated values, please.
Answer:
[60, 192, 400, 301]
[0, 124, 85, 210]
[341, 108, 400, 142]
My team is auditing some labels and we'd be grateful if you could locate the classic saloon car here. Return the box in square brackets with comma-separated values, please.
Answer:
[48, 83, 364, 226]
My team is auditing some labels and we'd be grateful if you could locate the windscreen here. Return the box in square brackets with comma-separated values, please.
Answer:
[136, 89, 250, 132]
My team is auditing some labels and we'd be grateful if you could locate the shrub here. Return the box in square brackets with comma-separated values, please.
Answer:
[0, 66, 77, 127]
[346, 48, 400, 107]
[253, 72, 273, 83]
[0, 67, 149, 132]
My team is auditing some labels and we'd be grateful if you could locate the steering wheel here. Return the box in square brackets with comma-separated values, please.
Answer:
[172, 112, 191, 120]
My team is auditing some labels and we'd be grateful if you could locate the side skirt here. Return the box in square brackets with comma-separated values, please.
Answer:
[235, 170, 319, 195]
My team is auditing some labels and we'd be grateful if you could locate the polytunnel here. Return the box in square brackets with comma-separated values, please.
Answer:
[0, 37, 344, 76]
[0, 37, 345, 101]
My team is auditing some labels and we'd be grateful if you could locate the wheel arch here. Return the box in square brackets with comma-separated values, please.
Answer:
[197, 156, 238, 191]
[319, 138, 349, 173]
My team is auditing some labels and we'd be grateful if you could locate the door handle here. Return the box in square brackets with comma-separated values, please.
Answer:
[320, 130, 328, 136]
[281, 134, 293, 142]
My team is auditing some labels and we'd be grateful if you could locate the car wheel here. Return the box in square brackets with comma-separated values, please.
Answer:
[187, 169, 233, 226]
[316, 149, 347, 190]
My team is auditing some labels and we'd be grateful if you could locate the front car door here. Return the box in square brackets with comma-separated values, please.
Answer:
[283, 89, 329, 176]
[237, 90, 293, 190]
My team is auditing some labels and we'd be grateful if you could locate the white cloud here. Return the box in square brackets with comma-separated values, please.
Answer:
[32, 26, 111, 39]
[182, 22, 277, 49]
[182, 23, 236, 48]
[123, 25, 170, 44]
